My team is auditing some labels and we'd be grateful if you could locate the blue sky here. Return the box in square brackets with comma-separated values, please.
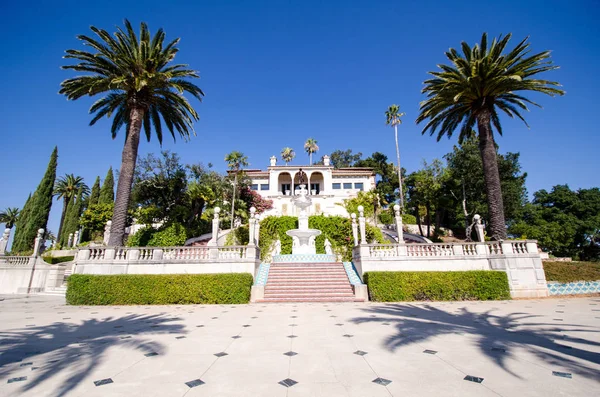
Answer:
[1, 0, 599, 237]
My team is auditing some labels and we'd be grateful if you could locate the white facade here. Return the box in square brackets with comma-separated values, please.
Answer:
[243, 156, 376, 218]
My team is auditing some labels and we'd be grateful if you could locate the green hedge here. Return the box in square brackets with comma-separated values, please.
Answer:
[364, 271, 510, 301]
[543, 261, 600, 283]
[42, 255, 75, 264]
[66, 273, 253, 305]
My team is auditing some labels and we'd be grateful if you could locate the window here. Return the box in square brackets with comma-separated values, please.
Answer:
[355, 182, 364, 191]
[343, 182, 352, 189]
[310, 183, 320, 194]
[251, 184, 258, 191]
[281, 183, 291, 194]
[260, 184, 269, 191]
[332, 183, 341, 189]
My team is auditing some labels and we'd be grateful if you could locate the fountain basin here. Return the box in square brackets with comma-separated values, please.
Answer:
[286, 229, 321, 255]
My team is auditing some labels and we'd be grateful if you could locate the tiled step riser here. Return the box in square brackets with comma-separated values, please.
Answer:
[265, 288, 354, 293]
[265, 293, 354, 298]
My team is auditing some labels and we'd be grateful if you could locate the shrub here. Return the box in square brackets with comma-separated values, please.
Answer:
[402, 213, 417, 224]
[378, 209, 394, 225]
[543, 261, 600, 283]
[147, 223, 187, 246]
[42, 255, 75, 264]
[66, 273, 253, 305]
[126, 223, 187, 247]
[364, 271, 510, 301]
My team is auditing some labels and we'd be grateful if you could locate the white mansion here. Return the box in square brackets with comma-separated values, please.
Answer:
[243, 155, 376, 218]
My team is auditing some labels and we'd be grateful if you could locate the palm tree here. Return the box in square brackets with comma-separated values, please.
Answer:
[224, 151, 249, 230]
[385, 105, 406, 209]
[0, 207, 20, 229]
[416, 33, 563, 240]
[54, 174, 89, 242]
[281, 147, 295, 165]
[60, 20, 204, 246]
[304, 138, 319, 165]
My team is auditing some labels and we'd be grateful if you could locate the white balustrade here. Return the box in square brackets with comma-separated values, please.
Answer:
[2, 256, 30, 266]
[139, 248, 154, 260]
[510, 241, 528, 254]
[487, 242, 503, 255]
[218, 246, 246, 259]
[462, 244, 478, 256]
[89, 248, 106, 260]
[163, 247, 210, 260]
[115, 248, 128, 261]
[363, 241, 533, 259]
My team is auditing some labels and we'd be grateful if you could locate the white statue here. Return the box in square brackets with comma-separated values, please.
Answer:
[324, 238, 333, 255]
[103, 220, 112, 245]
[274, 239, 281, 255]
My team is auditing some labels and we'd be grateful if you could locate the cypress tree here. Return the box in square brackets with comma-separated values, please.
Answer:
[99, 167, 114, 205]
[12, 147, 58, 252]
[11, 193, 33, 252]
[89, 176, 101, 206]
[61, 187, 85, 247]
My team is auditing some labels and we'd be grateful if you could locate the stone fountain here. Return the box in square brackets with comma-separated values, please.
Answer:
[286, 184, 321, 254]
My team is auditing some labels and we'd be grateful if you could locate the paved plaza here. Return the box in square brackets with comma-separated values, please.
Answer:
[0, 295, 599, 397]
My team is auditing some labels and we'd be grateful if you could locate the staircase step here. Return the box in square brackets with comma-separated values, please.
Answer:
[262, 261, 358, 303]
[265, 285, 353, 291]
[258, 297, 362, 302]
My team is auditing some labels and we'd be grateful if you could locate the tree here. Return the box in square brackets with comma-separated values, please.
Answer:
[405, 160, 448, 238]
[88, 176, 101, 206]
[329, 149, 362, 169]
[355, 152, 403, 206]
[131, 151, 188, 224]
[0, 208, 20, 229]
[304, 138, 319, 165]
[98, 167, 115, 205]
[60, 20, 204, 246]
[11, 194, 32, 251]
[12, 147, 58, 252]
[60, 186, 85, 247]
[80, 203, 116, 242]
[224, 151, 249, 229]
[443, 135, 527, 238]
[385, 105, 406, 209]
[54, 174, 89, 243]
[509, 185, 600, 260]
[416, 33, 564, 240]
[281, 147, 295, 165]
[186, 163, 228, 227]
[239, 187, 274, 215]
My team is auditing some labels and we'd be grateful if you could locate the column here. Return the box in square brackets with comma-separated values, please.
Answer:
[248, 207, 256, 247]
[358, 205, 366, 244]
[351, 213, 359, 246]
[394, 204, 404, 243]
[208, 207, 221, 247]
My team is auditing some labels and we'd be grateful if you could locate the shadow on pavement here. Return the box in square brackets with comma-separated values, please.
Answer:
[351, 303, 600, 380]
[0, 312, 186, 396]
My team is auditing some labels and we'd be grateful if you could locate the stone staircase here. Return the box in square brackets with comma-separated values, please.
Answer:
[260, 261, 361, 302]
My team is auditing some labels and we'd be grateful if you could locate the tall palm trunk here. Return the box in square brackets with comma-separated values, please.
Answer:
[108, 107, 144, 246]
[477, 109, 507, 240]
[394, 124, 403, 209]
[57, 197, 69, 244]
[309, 152, 312, 165]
